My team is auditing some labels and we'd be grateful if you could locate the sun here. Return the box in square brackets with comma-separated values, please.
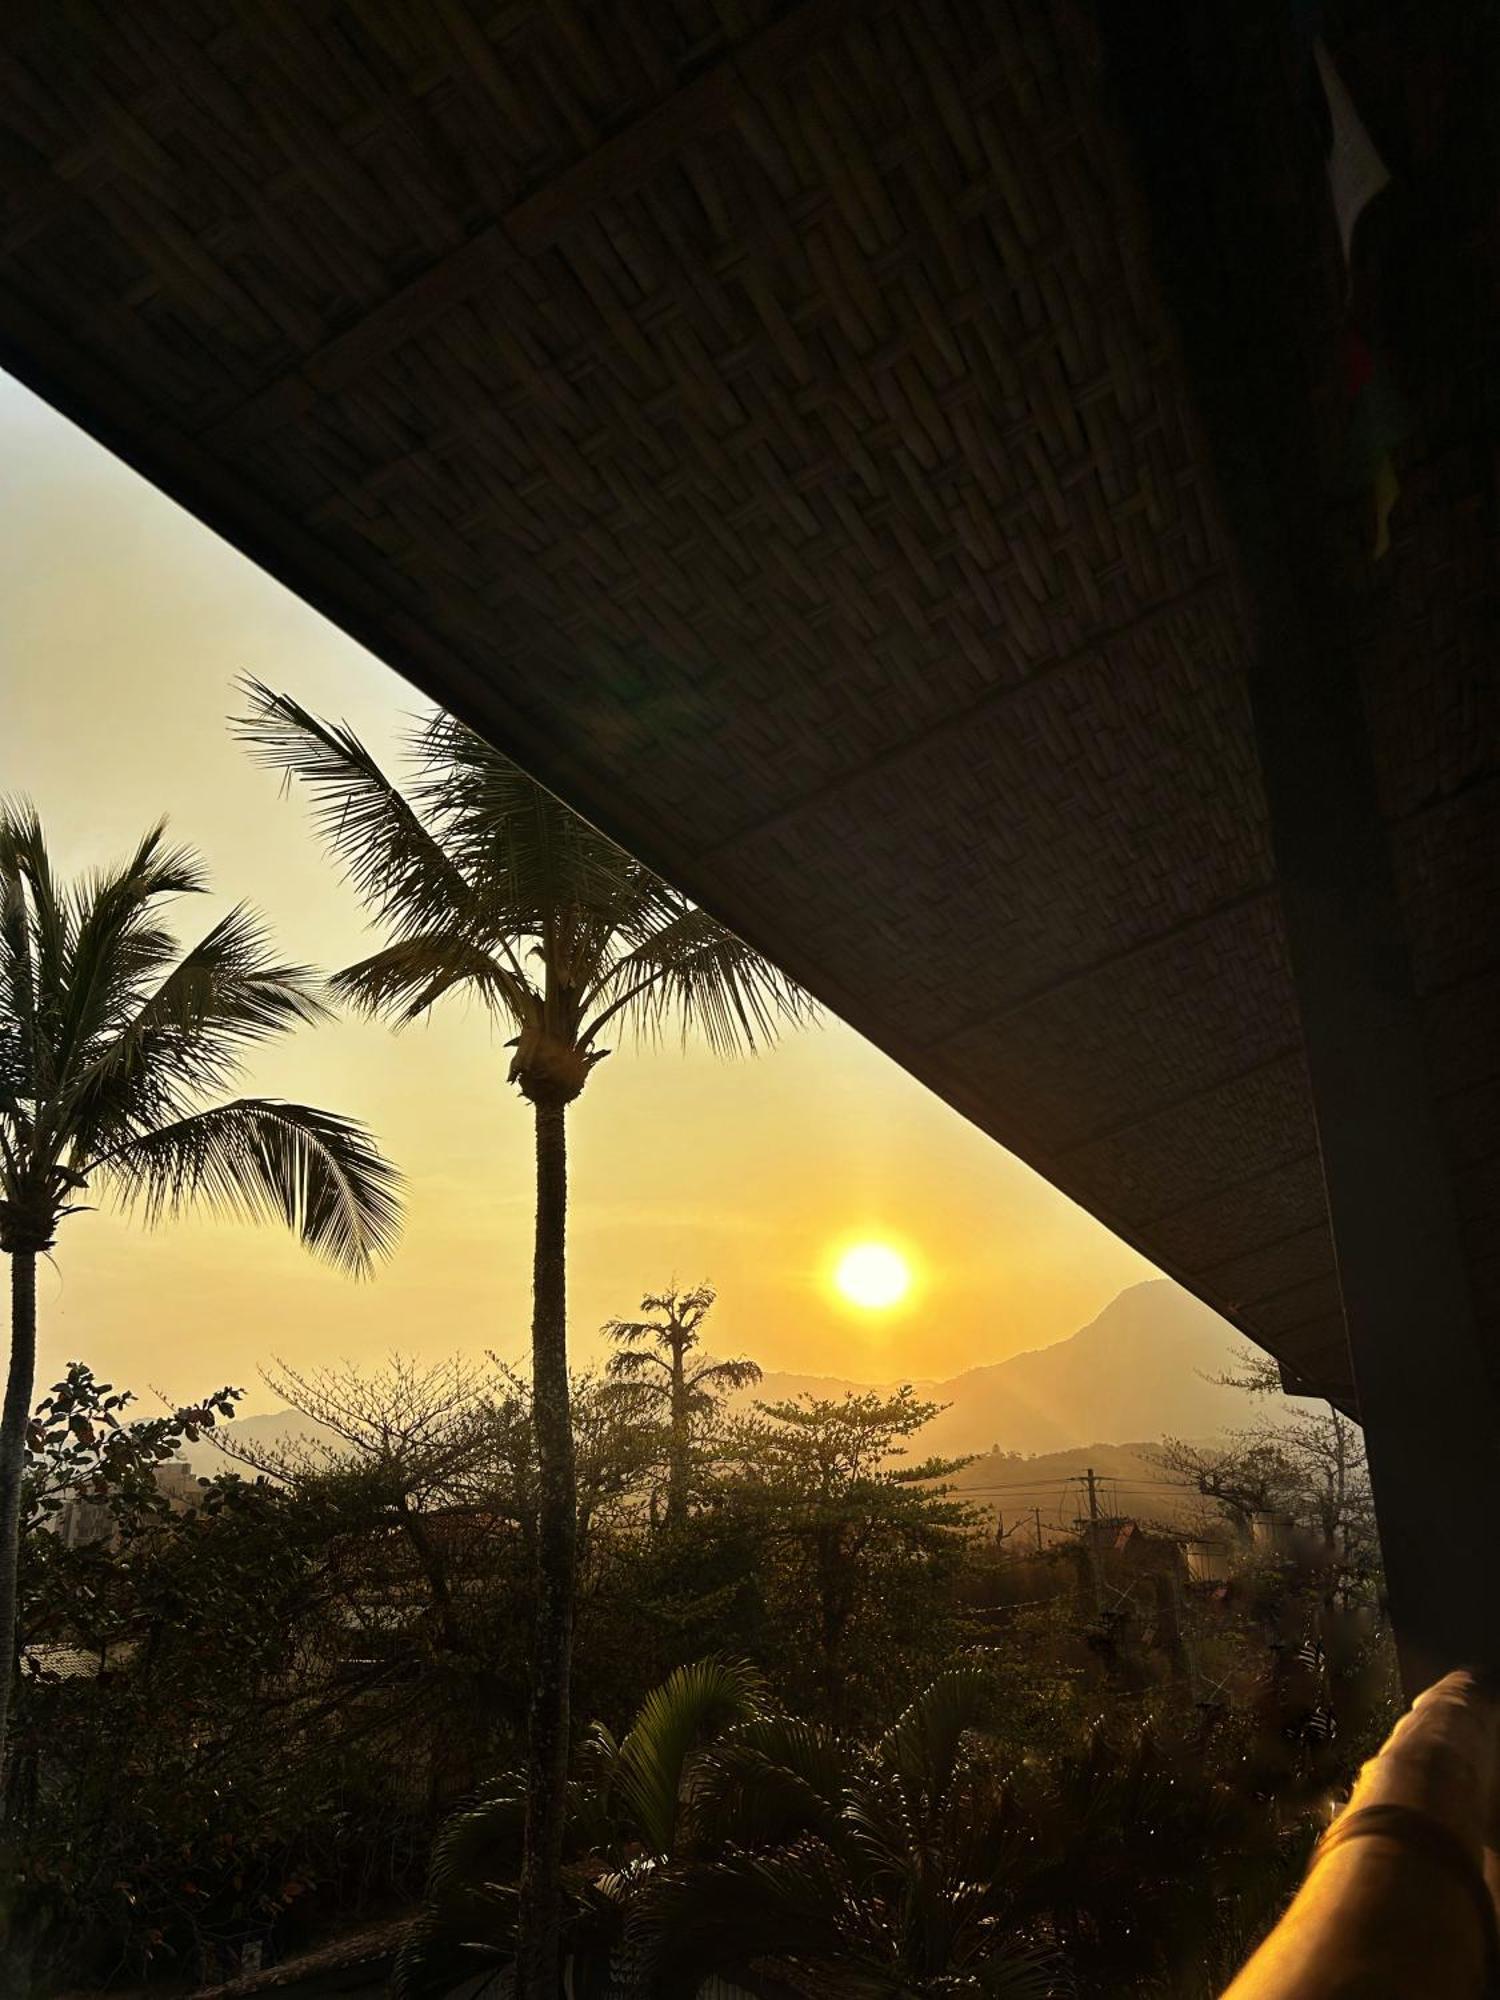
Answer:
[834, 1241, 913, 1311]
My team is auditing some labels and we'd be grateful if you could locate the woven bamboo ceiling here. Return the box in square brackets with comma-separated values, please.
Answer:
[1, 1, 1493, 1412]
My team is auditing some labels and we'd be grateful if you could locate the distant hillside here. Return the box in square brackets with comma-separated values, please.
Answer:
[750, 1281, 1250, 1459]
[198, 1281, 1252, 1474]
[188, 1408, 342, 1471]
[945, 1439, 1210, 1544]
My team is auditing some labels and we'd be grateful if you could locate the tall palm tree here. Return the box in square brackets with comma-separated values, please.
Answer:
[0, 806, 401, 1788]
[234, 684, 812, 1997]
[603, 1283, 761, 1530]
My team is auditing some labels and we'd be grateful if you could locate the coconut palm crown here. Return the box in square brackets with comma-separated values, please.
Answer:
[233, 686, 810, 1106]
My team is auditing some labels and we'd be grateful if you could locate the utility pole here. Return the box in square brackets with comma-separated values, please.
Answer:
[1081, 1468, 1104, 1614]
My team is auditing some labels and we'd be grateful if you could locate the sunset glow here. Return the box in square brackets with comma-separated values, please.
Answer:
[834, 1242, 913, 1311]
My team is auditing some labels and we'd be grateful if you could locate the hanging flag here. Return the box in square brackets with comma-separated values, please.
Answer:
[1314, 39, 1390, 265]
[1311, 35, 1407, 557]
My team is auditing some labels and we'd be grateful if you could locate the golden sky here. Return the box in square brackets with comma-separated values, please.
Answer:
[1, 371, 1159, 1410]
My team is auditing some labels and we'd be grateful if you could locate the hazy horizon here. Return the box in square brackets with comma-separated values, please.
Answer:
[3, 368, 1169, 1413]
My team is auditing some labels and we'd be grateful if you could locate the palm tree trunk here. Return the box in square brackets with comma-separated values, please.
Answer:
[0, 1249, 36, 1805]
[516, 1099, 577, 1999]
[666, 1349, 689, 1533]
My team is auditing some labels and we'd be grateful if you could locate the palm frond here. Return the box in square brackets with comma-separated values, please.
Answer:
[693, 1712, 850, 1851]
[612, 1656, 766, 1856]
[2, 809, 213, 1117]
[233, 680, 476, 940]
[416, 713, 643, 929]
[425, 1779, 527, 1896]
[931, 1944, 1073, 1998]
[1, 802, 71, 1019]
[583, 905, 815, 1057]
[392, 1883, 515, 2000]
[97, 1098, 402, 1275]
[60, 825, 207, 1057]
[0, 824, 39, 1113]
[876, 1666, 996, 1801]
[603, 1347, 671, 1382]
[62, 905, 330, 1140]
[329, 932, 532, 1026]
[639, 1837, 853, 1990]
[688, 1356, 763, 1394]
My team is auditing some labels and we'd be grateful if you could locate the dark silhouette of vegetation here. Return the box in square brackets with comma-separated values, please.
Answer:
[8, 1343, 1395, 1996]
[237, 686, 812, 1998]
[0, 807, 401, 1803]
[721, 1387, 973, 1720]
[602, 1284, 760, 1529]
[398, 1654, 1302, 2000]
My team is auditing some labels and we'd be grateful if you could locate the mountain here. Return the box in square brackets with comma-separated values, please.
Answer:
[186, 1408, 342, 1471]
[751, 1280, 1251, 1460]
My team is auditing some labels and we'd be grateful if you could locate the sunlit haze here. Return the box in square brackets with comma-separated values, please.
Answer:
[1, 371, 1160, 1410]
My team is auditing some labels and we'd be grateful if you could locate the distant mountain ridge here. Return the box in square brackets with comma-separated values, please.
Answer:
[748, 1281, 1249, 1459]
[199, 1280, 1250, 1469]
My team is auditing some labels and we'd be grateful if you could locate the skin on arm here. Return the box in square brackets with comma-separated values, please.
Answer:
[1222, 1671, 1500, 2000]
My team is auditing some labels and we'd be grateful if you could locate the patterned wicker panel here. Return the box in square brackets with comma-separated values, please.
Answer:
[1058, 1054, 1320, 1236]
[932, 893, 1295, 1153]
[1, 0, 1491, 1415]
[1147, 1154, 1331, 1275]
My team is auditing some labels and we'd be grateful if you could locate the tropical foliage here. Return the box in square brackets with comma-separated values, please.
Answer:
[398, 1654, 1301, 2000]
[8, 1346, 1393, 1995]
[719, 1388, 975, 1721]
[0, 807, 400, 1784]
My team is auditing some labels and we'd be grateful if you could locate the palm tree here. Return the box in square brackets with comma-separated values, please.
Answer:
[0, 807, 401, 1789]
[234, 684, 812, 1996]
[394, 1656, 767, 1998]
[603, 1284, 761, 1530]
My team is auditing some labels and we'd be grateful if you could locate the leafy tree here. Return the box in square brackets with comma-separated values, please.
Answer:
[18, 1363, 240, 1677]
[224, 1354, 493, 1669]
[649, 1665, 1064, 1999]
[0, 808, 401, 1787]
[463, 1363, 662, 1567]
[602, 1284, 760, 1529]
[12, 1366, 336, 1988]
[721, 1389, 973, 1720]
[236, 683, 812, 1995]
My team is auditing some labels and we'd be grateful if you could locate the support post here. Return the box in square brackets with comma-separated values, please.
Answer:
[1102, 0, 1500, 1691]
